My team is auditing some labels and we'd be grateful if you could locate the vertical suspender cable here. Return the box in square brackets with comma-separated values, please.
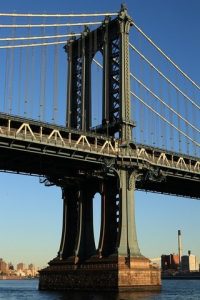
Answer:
[30, 45, 35, 118]
[139, 35, 144, 144]
[18, 46, 22, 115]
[43, 33, 47, 122]
[0, 26, 1, 112]
[192, 89, 197, 156]
[39, 24, 43, 120]
[39, 17, 47, 121]
[163, 65, 167, 149]
[184, 83, 189, 154]
[157, 58, 162, 149]
[175, 72, 181, 153]
[8, 16, 15, 115]
[159, 67, 165, 148]
[28, 18, 35, 119]
[52, 21, 59, 123]
[138, 81, 143, 144]
[154, 68, 159, 148]
[3, 46, 9, 113]
[167, 74, 174, 151]
[24, 16, 31, 117]
[130, 71, 135, 140]
[149, 65, 155, 146]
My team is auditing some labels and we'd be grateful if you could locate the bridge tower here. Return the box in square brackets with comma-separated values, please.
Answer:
[39, 5, 161, 291]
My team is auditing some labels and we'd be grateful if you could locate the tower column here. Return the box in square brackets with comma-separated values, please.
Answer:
[119, 10, 133, 141]
[73, 182, 96, 261]
[117, 169, 141, 257]
[98, 179, 118, 257]
[127, 172, 141, 256]
[57, 186, 79, 260]
[66, 39, 73, 129]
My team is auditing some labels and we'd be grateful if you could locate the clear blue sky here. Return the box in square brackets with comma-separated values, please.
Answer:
[0, 0, 200, 269]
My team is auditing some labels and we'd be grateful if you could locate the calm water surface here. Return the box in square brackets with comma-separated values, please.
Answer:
[0, 279, 200, 300]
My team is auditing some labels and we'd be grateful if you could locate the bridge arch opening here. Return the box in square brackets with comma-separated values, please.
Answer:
[91, 51, 103, 129]
[93, 192, 101, 249]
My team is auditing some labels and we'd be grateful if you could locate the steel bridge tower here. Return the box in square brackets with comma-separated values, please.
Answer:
[39, 5, 161, 291]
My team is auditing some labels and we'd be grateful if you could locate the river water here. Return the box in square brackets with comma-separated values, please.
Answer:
[0, 279, 200, 299]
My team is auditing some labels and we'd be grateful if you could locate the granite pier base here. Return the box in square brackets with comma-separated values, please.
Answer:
[39, 256, 161, 291]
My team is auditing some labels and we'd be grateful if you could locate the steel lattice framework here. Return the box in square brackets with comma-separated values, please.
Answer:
[66, 10, 134, 140]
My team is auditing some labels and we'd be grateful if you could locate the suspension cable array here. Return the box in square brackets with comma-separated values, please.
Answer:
[129, 43, 200, 110]
[0, 9, 199, 158]
[128, 21, 199, 158]
[93, 58, 200, 155]
[132, 22, 200, 92]
[0, 10, 113, 124]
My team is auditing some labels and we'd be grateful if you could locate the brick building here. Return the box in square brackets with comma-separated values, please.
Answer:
[161, 254, 179, 271]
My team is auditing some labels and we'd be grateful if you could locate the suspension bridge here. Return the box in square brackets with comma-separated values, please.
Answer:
[0, 4, 199, 291]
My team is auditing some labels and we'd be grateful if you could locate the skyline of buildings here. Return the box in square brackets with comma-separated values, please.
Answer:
[161, 252, 199, 272]
[161, 231, 200, 273]
[0, 258, 39, 277]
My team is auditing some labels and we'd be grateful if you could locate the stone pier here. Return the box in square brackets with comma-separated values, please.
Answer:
[39, 256, 160, 291]
[39, 174, 161, 291]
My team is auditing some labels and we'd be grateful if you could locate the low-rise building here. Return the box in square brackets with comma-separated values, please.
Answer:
[181, 251, 199, 272]
[161, 254, 179, 271]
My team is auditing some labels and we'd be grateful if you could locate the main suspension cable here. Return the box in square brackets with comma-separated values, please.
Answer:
[0, 12, 118, 17]
[0, 33, 81, 42]
[0, 21, 102, 28]
[0, 40, 66, 49]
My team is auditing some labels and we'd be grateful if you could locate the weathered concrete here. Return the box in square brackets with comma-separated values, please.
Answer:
[39, 255, 161, 291]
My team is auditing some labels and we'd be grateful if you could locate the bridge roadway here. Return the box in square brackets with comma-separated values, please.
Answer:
[0, 113, 199, 199]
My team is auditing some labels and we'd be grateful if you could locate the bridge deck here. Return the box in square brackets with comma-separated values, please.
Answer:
[0, 114, 199, 198]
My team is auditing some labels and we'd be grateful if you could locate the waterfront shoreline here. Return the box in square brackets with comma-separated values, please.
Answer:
[162, 272, 200, 280]
[0, 275, 38, 280]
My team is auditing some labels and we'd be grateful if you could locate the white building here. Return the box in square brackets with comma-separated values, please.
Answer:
[181, 253, 199, 271]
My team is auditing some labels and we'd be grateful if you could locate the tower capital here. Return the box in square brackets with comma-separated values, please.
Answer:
[118, 3, 133, 26]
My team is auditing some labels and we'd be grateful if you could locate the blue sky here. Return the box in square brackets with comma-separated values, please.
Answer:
[0, 0, 200, 268]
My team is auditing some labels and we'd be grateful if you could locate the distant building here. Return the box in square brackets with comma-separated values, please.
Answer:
[8, 262, 14, 271]
[0, 258, 8, 274]
[161, 254, 179, 271]
[181, 251, 199, 272]
[28, 264, 37, 276]
[17, 263, 26, 271]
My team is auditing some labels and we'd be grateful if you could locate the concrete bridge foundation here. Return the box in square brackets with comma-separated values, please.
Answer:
[39, 256, 160, 291]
